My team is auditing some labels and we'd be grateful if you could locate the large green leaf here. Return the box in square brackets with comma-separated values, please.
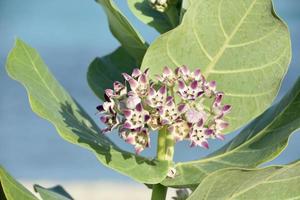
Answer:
[162, 77, 300, 187]
[0, 166, 38, 200]
[87, 46, 137, 99]
[96, 0, 148, 63]
[127, 0, 177, 33]
[187, 160, 300, 200]
[141, 0, 291, 133]
[34, 185, 73, 200]
[6, 39, 170, 184]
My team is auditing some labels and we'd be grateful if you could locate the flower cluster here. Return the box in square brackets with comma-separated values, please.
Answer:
[148, 0, 177, 12]
[97, 66, 231, 154]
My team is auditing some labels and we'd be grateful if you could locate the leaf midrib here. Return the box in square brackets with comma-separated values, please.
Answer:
[203, 0, 258, 77]
[20, 42, 60, 103]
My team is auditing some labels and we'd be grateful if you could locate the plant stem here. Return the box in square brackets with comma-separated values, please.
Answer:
[151, 184, 168, 200]
[151, 126, 175, 200]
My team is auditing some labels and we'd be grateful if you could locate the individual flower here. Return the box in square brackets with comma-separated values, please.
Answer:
[120, 128, 150, 154]
[189, 119, 212, 149]
[147, 113, 161, 130]
[124, 91, 141, 109]
[100, 113, 119, 133]
[168, 121, 189, 141]
[122, 69, 150, 97]
[203, 80, 217, 97]
[209, 119, 229, 140]
[156, 66, 177, 86]
[177, 80, 203, 100]
[104, 81, 127, 99]
[158, 97, 186, 125]
[212, 93, 231, 119]
[175, 65, 191, 81]
[123, 103, 150, 130]
[146, 85, 167, 108]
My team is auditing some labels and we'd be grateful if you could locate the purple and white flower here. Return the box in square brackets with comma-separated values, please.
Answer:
[100, 114, 120, 133]
[156, 66, 177, 86]
[189, 119, 212, 149]
[146, 85, 167, 108]
[122, 69, 150, 97]
[177, 80, 203, 100]
[168, 121, 190, 141]
[212, 93, 231, 118]
[120, 128, 150, 154]
[97, 66, 231, 153]
[158, 97, 186, 125]
[123, 103, 150, 130]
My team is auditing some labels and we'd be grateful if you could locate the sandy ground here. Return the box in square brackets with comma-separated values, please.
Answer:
[21, 180, 178, 200]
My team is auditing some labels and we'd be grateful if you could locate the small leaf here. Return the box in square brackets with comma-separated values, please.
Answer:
[141, 0, 291, 133]
[187, 160, 300, 200]
[0, 166, 38, 200]
[6, 39, 170, 184]
[162, 77, 300, 187]
[34, 185, 73, 200]
[87, 46, 137, 100]
[96, 0, 148, 63]
[127, 0, 177, 33]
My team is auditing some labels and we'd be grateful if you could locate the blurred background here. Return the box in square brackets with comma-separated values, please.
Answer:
[0, 0, 299, 199]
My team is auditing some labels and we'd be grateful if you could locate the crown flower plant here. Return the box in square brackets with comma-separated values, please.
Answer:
[97, 66, 231, 154]
[3, 0, 300, 200]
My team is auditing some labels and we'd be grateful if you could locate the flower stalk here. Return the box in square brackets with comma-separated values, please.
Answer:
[157, 126, 175, 161]
[152, 126, 175, 200]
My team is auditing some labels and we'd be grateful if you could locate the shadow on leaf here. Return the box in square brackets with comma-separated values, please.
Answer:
[59, 101, 157, 166]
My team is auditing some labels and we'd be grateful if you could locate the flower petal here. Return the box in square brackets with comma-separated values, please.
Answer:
[131, 68, 142, 78]
[159, 85, 167, 95]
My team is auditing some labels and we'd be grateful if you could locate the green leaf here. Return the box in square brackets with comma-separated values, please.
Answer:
[6, 39, 170, 184]
[0, 166, 38, 200]
[127, 0, 176, 33]
[141, 0, 291, 133]
[179, 0, 191, 20]
[96, 0, 148, 63]
[34, 185, 73, 200]
[87, 46, 137, 99]
[187, 160, 300, 200]
[162, 77, 300, 187]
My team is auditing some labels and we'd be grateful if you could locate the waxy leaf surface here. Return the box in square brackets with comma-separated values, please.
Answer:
[142, 0, 291, 133]
[188, 160, 300, 200]
[87, 46, 136, 100]
[6, 39, 170, 184]
[162, 77, 300, 187]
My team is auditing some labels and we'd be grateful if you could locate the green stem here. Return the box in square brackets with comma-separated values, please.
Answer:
[151, 184, 168, 200]
[151, 126, 175, 200]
